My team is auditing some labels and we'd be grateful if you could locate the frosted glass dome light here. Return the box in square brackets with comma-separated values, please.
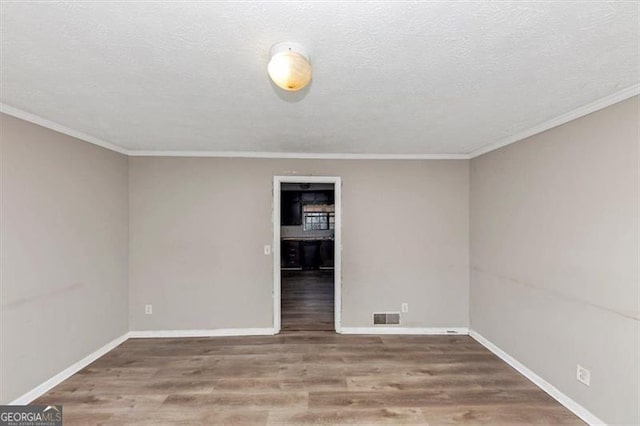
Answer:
[267, 42, 312, 91]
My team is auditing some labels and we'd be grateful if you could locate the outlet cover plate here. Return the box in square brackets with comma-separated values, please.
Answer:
[577, 364, 591, 386]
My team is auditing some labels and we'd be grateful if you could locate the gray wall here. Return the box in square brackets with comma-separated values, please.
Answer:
[0, 114, 129, 403]
[4, 94, 635, 422]
[470, 96, 639, 425]
[129, 158, 470, 330]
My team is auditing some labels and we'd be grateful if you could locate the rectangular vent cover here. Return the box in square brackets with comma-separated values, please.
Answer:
[373, 312, 400, 325]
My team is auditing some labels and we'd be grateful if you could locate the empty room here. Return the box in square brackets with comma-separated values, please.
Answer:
[0, 1, 638, 425]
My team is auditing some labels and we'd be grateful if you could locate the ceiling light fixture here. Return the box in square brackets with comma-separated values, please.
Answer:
[267, 42, 312, 91]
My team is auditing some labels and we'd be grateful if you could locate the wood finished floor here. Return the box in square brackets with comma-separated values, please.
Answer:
[281, 270, 334, 332]
[34, 332, 583, 425]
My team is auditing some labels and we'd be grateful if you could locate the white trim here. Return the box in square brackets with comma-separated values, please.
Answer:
[1, 324, 609, 425]
[334, 179, 342, 333]
[4, 84, 637, 160]
[128, 328, 276, 338]
[0, 103, 129, 155]
[9, 332, 129, 405]
[469, 330, 606, 426]
[0, 83, 640, 160]
[128, 150, 469, 160]
[2, 102, 463, 159]
[469, 83, 640, 158]
[273, 176, 343, 334]
[273, 178, 282, 333]
[7, 327, 278, 404]
[340, 327, 469, 335]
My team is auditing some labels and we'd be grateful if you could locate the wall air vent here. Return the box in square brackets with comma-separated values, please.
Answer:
[373, 312, 400, 325]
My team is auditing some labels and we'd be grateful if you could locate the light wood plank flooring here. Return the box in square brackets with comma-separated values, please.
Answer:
[34, 332, 583, 425]
[281, 270, 334, 331]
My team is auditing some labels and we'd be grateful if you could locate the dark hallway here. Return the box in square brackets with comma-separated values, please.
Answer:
[281, 270, 334, 331]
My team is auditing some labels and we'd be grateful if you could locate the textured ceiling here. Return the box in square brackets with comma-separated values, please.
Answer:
[1, 1, 638, 155]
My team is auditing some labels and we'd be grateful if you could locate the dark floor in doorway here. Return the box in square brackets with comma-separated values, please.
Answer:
[281, 270, 334, 331]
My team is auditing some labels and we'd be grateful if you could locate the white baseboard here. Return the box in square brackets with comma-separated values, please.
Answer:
[9, 332, 129, 405]
[8, 327, 276, 404]
[469, 329, 605, 426]
[340, 327, 469, 335]
[128, 328, 277, 338]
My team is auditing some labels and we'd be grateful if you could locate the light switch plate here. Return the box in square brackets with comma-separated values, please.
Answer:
[264, 245, 271, 255]
[145, 304, 153, 315]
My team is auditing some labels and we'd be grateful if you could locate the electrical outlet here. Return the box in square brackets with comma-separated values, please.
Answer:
[264, 245, 271, 255]
[401, 303, 409, 313]
[145, 304, 153, 315]
[576, 364, 590, 386]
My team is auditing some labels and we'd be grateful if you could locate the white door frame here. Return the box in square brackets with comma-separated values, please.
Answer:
[273, 176, 342, 334]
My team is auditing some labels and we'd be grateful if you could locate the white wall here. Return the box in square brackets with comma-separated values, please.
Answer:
[470, 96, 639, 425]
[0, 114, 129, 403]
[129, 158, 470, 331]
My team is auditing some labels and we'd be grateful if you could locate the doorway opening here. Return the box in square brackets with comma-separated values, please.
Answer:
[273, 176, 342, 333]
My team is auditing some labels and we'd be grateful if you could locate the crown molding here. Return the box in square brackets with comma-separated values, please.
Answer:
[127, 150, 469, 160]
[3, 83, 638, 160]
[469, 83, 640, 158]
[0, 104, 466, 159]
[0, 103, 129, 155]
